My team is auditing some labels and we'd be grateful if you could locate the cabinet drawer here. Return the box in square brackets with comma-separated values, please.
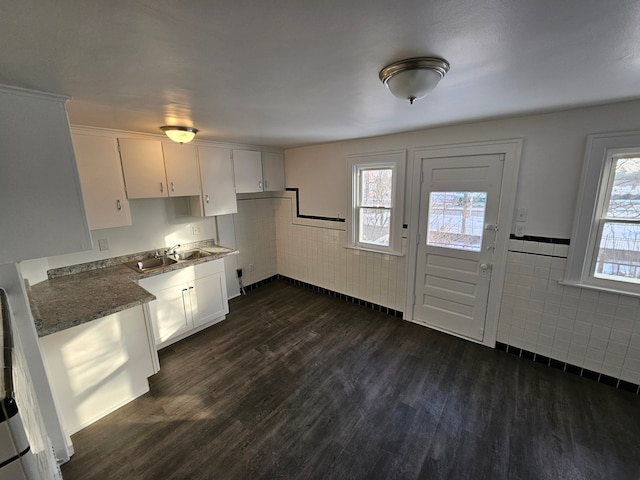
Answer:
[194, 258, 224, 277]
[139, 266, 195, 292]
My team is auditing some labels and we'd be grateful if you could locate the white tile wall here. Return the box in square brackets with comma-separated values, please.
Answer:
[499, 239, 640, 384]
[233, 192, 406, 311]
[274, 194, 407, 311]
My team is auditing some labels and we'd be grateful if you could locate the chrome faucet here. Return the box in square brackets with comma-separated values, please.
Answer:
[164, 244, 181, 256]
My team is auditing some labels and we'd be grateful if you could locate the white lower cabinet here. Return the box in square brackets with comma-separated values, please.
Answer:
[39, 305, 156, 435]
[140, 259, 228, 349]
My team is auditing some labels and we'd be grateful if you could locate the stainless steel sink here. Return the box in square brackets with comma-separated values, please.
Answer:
[172, 249, 213, 260]
[125, 256, 178, 273]
[125, 249, 214, 273]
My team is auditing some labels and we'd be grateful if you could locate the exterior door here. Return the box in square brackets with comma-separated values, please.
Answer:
[412, 154, 504, 341]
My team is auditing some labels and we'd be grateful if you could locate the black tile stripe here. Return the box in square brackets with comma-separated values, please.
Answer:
[508, 235, 571, 258]
[496, 342, 640, 395]
[0, 446, 31, 470]
[509, 234, 571, 245]
[286, 188, 345, 222]
[508, 250, 568, 259]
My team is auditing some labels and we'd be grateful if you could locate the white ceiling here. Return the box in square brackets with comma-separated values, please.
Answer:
[3, 0, 640, 148]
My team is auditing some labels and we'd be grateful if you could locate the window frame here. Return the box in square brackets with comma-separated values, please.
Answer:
[346, 150, 406, 255]
[564, 131, 640, 296]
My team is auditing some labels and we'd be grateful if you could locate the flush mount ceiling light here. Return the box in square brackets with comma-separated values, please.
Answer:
[160, 126, 199, 144]
[379, 57, 450, 104]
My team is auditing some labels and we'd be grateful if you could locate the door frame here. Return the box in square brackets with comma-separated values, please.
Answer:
[404, 139, 523, 347]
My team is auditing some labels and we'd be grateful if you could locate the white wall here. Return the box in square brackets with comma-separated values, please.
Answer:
[20, 199, 217, 285]
[286, 99, 640, 238]
[232, 194, 279, 287]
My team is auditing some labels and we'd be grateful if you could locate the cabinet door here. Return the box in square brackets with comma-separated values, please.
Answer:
[72, 134, 132, 230]
[0, 87, 92, 263]
[233, 149, 263, 193]
[118, 138, 168, 198]
[191, 272, 227, 328]
[39, 306, 154, 434]
[162, 142, 201, 197]
[262, 152, 285, 191]
[146, 285, 192, 346]
[198, 145, 238, 216]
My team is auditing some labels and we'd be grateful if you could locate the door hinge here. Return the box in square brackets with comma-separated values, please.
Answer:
[416, 233, 420, 245]
[420, 170, 424, 184]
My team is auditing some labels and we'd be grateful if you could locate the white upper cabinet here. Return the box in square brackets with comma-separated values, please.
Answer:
[233, 149, 285, 193]
[118, 138, 167, 198]
[192, 145, 237, 216]
[162, 142, 201, 197]
[0, 86, 92, 263]
[118, 138, 200, 199]
[233, 149, 263, 193]
[72, 132, 132, 230]
[262, 152, 285, 191]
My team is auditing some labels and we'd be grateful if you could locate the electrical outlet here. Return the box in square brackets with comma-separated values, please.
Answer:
[192, 224, 202, 235]
[515, 222, 526, 237]
[249, 263, 254, 272]
[516, 208, 528, 221]
[97, 238, 110, 251]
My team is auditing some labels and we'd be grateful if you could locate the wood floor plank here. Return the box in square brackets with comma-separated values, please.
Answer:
[60, 280, 640, 480]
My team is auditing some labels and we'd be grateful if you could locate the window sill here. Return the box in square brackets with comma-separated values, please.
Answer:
[559, 279, 640, 298]
[344, 245, 404, 257]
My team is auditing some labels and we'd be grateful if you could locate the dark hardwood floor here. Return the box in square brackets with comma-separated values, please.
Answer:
[60, 280, 640, 480]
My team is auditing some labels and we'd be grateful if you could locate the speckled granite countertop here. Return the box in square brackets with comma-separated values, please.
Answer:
[28, 242, 236, 337]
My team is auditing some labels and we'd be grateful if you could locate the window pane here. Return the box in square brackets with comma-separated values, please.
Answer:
[427, 192, 487, 252]
[607, 157, 640, 219]
[359, 169, 392, 207]
[358, 207, 390, 246]
[594, 221, 640, 283]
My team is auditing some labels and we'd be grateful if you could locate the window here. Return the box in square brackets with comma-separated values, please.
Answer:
[593, 156, 640, 284]
[565, 132, 640, 295]
[347, 151, 406, 255]
[427, 191, 488, 252]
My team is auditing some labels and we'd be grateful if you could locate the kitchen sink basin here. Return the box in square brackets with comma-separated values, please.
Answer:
[172, 249, 213, 260]
[125, 249, 214, 273]
[125, 256, 178, 273]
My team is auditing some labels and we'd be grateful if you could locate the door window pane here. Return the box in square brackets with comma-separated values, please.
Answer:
[427, 192, 487, 252]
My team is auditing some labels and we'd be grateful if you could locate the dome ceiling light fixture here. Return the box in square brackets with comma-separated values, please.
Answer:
[379, 57, 450, 104]
[160, 125, 199, 144]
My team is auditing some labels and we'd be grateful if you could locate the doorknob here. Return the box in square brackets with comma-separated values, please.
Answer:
[480, 263, 491, 271]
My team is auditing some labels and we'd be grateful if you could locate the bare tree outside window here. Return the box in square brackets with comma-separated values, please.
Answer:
[595, 157, 640, 283]
[357, 168, 392, 246]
